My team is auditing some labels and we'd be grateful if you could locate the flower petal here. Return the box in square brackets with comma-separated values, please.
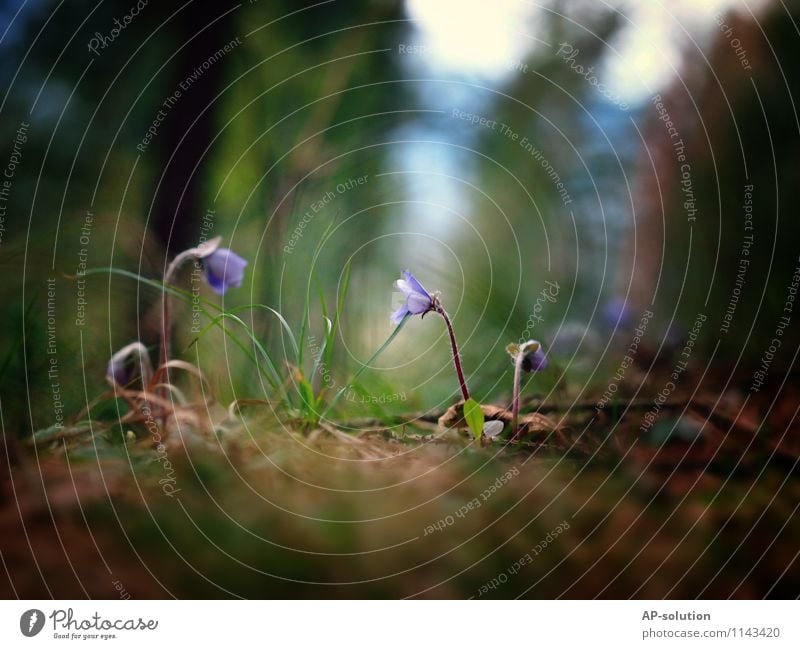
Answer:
[106, 341, 153, 387]
[521, 345, 548, 372]
[106, 358, 130, 386]
[391, 270, 434, 322]
[483, 420, 504, 439]
[390, 305, 409, 325]
[406, 292, 432, 314]
[402, 270, 430, 297]
[204, 248, 248, 295]
[394, 279, 414, 296]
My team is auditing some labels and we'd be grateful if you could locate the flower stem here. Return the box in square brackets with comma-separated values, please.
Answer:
[511, 352, 524, 439]
[159, 249, 196, 373]
[436, 306, 470, 402]
[158, 237, 221, 374]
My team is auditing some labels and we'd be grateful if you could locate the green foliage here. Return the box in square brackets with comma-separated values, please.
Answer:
[463, 398, 485, 441]
[86, 261, 405, 429]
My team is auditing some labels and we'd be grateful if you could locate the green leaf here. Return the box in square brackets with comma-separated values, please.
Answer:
[324, 260, 351, 372]
[299, 211, 340, 366]
[310, 316, 333, 388]
[297, 379, 318, 418]
[188, 310, 289, 407]
[463, 398, 484, 440]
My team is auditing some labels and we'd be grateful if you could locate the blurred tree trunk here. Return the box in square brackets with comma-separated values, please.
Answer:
[152, 0, 238, 255]
[625, 5, 800, 365]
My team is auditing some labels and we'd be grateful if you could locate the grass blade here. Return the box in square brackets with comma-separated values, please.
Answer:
[320, 315, 408, 421]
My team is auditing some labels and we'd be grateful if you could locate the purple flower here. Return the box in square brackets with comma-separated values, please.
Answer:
[203, 248, 248, 295]
[106, 342, 152, 387]
[106, 357, 132, 386]
[602, 296, 633, 330]
[519, 340, 548, 373]
[391, 270, 434, 324]
[508, 339, 547, 439]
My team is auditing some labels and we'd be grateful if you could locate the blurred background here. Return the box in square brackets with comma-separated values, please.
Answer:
[1, 0, 799, 599]
[2, 0, 799, 432]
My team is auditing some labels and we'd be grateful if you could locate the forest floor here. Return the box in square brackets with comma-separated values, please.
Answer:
[1, 374, 798, 599]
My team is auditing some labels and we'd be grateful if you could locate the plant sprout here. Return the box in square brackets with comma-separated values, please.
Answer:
[507, 339, 547, 438]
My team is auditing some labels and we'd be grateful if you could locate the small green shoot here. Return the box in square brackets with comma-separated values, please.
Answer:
[463, 398, 484, 440]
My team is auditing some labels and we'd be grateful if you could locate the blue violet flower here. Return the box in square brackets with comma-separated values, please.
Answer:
[391, 270, 434, 324]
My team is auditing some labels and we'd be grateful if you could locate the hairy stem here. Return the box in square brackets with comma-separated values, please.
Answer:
[159, 249, 196, 374]
[436, 306, 470, 402]
[511, 352, 524, 438]
[158, 237, 220, 375]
